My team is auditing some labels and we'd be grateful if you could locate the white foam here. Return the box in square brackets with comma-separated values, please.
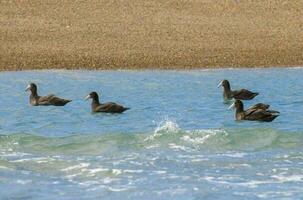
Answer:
[89, 168, 109, 174]
[2, 152, 31, 157]
[221, 152, 247, 158]
[10, 157, 56, 163]
[272, 174, 303, 182]
[191, 158, 209, 162]
[181, 129, 227, 147]
[145, 144, 160, 149]
[16, 179, 32, 185]
[257, 191, 294, 198]
[111, 169, 122, 175]
[78, 181, 100, 187]
[154, 120, 180, 134]
[61, 163, 90, 172]
[129, 161, 144, 166]
[153, 170, 167, 174]
[11, 158, 35, 163]
[65, 173, 83, 179]
[103, 177, 119, 184]
[107, 186, 133, 192]
[123, 169, 143, 174]
[145, 120, 180, 141]
[168, 143, 192, 152]
[181, 134, 211, 145]
[202, 176, 276, 188]
[232, 180, 275, 188]
[0, 165, 13, 171]
[123, 154, 139, 161]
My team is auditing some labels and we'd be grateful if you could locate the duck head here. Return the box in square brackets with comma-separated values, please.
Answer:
[229, 99, 244, 112]
[85, 91, 100, 103]
[25, 83, 38, 95]
[217, 80, 231, 90]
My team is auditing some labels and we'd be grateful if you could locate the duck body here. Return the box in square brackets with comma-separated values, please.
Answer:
[218, 80, 258, 101]
[92, 102, 130, 113]
[237, 109, 279, 122]
[30, 94, 71, 106]
[86, 92, 129, 113]
[246, 103, 280, 115]
[247, 103, 269, 111]
[230, 89, 259, 100]
[26, 83, 71, 106]
[230, 100, 279, 122]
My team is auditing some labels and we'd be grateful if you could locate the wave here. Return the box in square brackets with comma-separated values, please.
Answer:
[0, 120, 302, 156]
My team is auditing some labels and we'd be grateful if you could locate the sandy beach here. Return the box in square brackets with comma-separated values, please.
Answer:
[0, 0, 302, 70]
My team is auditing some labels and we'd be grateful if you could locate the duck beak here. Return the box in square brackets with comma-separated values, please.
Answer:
[84, 95, 90, 101]
[228, 102, 235, 110]
[25, 85, 31, 91]
[217, 81, 223, 88]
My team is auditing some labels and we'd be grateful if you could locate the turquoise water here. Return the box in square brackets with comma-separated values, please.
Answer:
[0, 68, 303, 199]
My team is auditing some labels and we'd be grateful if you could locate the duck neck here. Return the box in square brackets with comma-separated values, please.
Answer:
[92, 96, 100, 106]
[223, 83, 231, 93]
[30, 90, 39, 99]
[235, 105, 245, 120]
[222, 84, 232, 100]
[235, 104, 244, 114]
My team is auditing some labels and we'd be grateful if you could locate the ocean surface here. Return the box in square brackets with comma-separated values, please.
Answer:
[0, 68, 302, 200]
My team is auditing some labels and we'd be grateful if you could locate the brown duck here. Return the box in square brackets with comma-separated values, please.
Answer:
[85, 91, 130, 113]
[25, 83, 71, 106]
[218, 80, 258, 101]
[229, 100, 279, 122]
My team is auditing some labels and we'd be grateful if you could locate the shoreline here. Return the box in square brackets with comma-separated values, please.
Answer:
[1, 66, 302, 73]
[1, 59, 301, 72]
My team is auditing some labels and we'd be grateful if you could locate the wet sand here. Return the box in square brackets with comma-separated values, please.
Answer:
[0, 0, 302, 70]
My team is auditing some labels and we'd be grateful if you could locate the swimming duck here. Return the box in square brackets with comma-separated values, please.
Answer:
[85, 91, 130, 113]
[25, 83, 71, 106]
[229, 100, 279, 122]
[218, 80, 258, 101]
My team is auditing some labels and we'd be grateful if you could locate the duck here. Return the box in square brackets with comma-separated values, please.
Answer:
[25, 83, 71, 106]
[218, 79, 258, 101]
[85, 91, 130, 113]
[229, 100, 279, 122]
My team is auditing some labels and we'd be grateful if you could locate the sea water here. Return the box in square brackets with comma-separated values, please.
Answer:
[0, 68, 302, 199]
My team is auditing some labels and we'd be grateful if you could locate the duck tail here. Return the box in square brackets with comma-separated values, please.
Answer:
[272, 114, 279, 119]
[267, 110, 280, 114]
[264, 114, 279, 122]
[65, 99, 72, 104]
[123, 107, 130, 111]
[61, 99, 72, 106]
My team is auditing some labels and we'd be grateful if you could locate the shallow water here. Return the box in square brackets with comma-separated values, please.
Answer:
[0, 68, 303, 199]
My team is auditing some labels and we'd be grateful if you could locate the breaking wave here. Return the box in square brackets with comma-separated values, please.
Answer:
[0, 120, 302, 156]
